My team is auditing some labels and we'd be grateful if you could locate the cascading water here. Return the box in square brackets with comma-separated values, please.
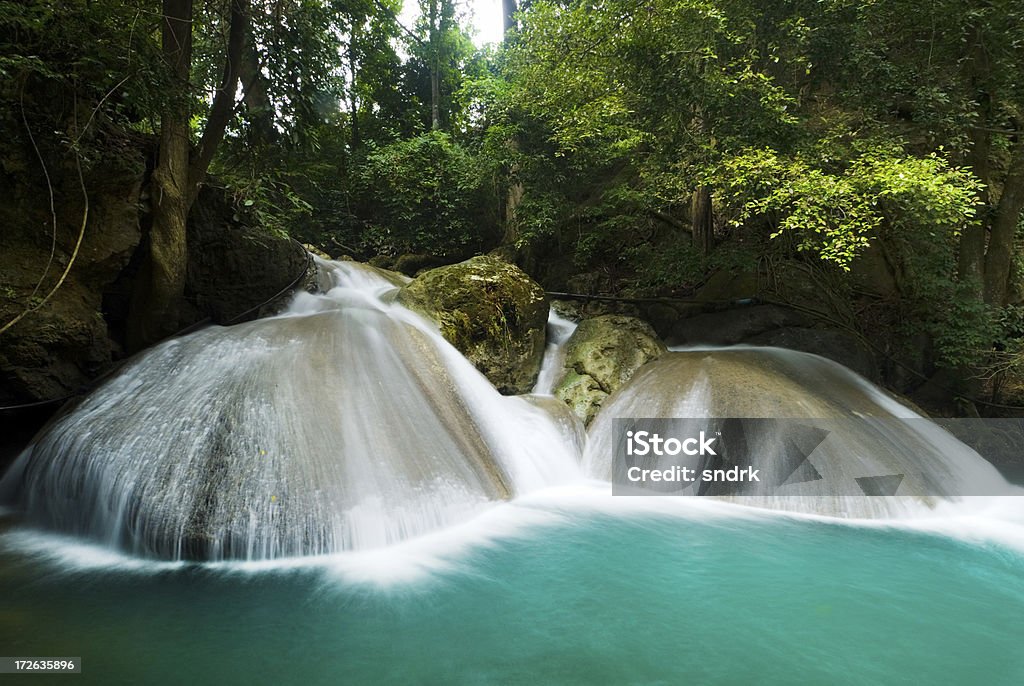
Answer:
[2, 262, 1022, 564]
[0, 260, 581, 560]
[4, 269, 1024, 684]
[584, 347, 1018, 517]
[532, 311, 578, 395]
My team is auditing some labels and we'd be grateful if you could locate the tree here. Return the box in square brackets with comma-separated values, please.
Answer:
[489, 0, 999, 374]
[409, 0, 478, 132]
[807, 0, 1024, 307]
[131, 0, 249, 346]
[496, 0, 803, 262]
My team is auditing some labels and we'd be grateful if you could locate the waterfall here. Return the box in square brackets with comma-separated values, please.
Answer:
[2, 262, 1020, 561]
[583, 348, 1017, 517]
[532, 311, 578, 395]
[0, 261, 582, 560]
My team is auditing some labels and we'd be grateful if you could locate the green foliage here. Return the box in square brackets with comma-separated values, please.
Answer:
[623, 240, 705, 294]
[355, 131, 497, 257]
[709, 140, 985, 370]
[714, 146, 981, 269]
[0, 0, 166, 156]
[928, 293, 997, 370]
[5, 0, 1024, 404]
[220, 173, 314, 240]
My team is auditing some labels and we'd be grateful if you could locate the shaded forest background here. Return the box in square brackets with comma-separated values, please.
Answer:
[2, 0, 1024, 415]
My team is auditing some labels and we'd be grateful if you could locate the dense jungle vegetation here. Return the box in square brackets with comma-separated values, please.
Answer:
[2, 0, 1024, 411]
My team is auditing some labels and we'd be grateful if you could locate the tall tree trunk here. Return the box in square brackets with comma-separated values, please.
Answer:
[240, 35, 274, 145]
[692, 185, 713, 257]
[958, 125, 991, 301]
[983, 139, 1024, 306]
[428, 0, 441, 130]
[348, 25, 360, 148]
[130, 0, 194, 347]
[130, 0, 249, 349]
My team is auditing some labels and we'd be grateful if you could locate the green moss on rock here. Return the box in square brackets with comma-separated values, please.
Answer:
[554, 314, 667, 425]
[397, 255, 549, 394]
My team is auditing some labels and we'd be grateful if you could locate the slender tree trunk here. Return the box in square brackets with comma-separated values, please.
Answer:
[692, 185, 713, 257]
[189, 0, 248, 201]
[500, 0, 521, 247]
[503, 145, 524, 245]
[957, 126, 990, 302]
[958, 74, 993, 302]
[348, 25, 360, 148]
[428, 0, 441, 130]
[430, 64, 440, 130]
[983, 139, 1024, 306]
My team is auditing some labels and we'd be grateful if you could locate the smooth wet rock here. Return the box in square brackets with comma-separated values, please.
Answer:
[554, 314, 666, 425]
[746, 327, 877, 381]
[667, 304, 810, 346]
[0, 140, 144, 404]
[397, 255, 548, 394]
[302, 243, 332, 260]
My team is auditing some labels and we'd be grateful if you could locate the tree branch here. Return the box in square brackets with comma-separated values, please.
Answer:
[190, 0, 249, 199]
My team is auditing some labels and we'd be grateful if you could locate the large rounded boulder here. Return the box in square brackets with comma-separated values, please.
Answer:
[554, 314, 666, 425]
[397, 255, 548, 394]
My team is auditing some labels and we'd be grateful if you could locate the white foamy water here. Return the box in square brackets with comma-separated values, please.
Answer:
[0, 260, 582, 561]
[584, 347, 1020, 517]
[532, 310, 578, 395]
[2, 260, 1024, 571]
[5, 482, 1024, 589]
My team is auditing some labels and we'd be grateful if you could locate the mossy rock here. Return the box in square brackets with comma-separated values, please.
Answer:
[555, 370, 607, 427]
[393, 253, 448, 276]
[397, 255, 548, 394]
[368, 255, 396, 270]
[696, 270, 760, 302]
[554, 314, 667, 425]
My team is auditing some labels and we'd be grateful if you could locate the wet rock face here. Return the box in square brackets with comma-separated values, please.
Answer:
[397, 255, 549, 395]
[185, 187, 310, 326]
[0, 171, 314, 404]
[746, 327, 878, 382]
[554, 314, 667, 425]
[0, 143, 145, 405]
